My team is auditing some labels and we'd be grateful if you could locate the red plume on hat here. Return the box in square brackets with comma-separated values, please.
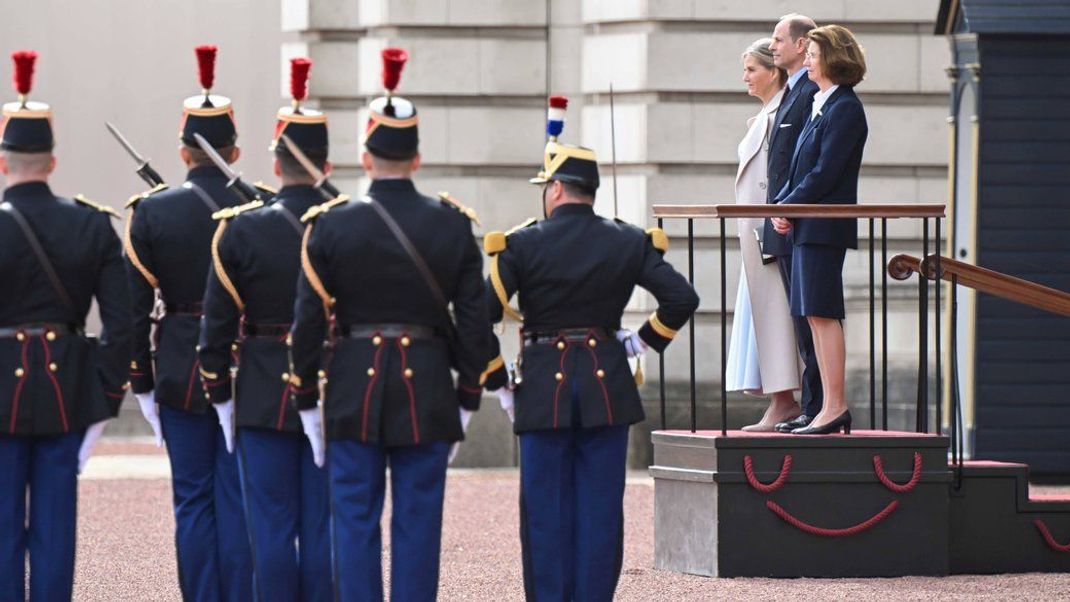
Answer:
[195, 45, 218, 93]
[12, 50, 38, 103]
[381, 48, 408, 94]
[290, 57, 312, 110]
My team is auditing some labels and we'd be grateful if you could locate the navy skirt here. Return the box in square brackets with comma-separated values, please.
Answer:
[790, 243, 847, 319]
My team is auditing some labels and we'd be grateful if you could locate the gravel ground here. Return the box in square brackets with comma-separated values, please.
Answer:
[71, 449, 1070, 601]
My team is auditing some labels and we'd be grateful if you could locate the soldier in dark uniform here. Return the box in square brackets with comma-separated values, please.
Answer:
[481, 96, 699, 601]
[198, 57, 330, 601]
[0, 50, 132, 601]
[123, 45, 253, 601]
[289, 48, 492, 601]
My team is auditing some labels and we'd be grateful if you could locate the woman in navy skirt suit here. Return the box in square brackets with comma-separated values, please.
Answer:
[772, 24, 868, 435]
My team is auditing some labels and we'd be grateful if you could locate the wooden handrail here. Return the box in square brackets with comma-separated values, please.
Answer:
[652, 203, 945, 219]
[888, 253, 1070, 318]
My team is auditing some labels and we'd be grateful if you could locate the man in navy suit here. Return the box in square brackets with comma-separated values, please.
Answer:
[765, 13, 822, 432]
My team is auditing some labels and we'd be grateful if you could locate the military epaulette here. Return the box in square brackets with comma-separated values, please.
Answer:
[484, 217, 536, 255]
[300, 194, 350, 223]
[253, 181, 278, 197]
[438, 191, 481, 227]
[646, 227, 669, 253]
[212, 200, 265, 221]
[125, 183, 169, 209]
[74, 194, 120, 219]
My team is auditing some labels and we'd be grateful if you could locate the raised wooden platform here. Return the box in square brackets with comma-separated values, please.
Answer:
[651, 430, 950, 578]
[651, 430, 1070, 577]
[950, 461, 1070, 573]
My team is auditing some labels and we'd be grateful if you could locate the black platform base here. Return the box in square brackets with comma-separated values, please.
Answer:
[950, 461, 1070, 573]
[651, 430, 950, 577]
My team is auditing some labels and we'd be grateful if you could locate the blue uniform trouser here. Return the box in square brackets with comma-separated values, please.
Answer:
[0, 431, 82, 602]
[329, 439, 450, 602]
[519, 423, 630, 602]
[238, 427, 331, 602]
[160, 404, 254, 602]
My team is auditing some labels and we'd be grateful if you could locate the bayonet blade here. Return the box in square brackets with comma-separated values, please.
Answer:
[192, 133, 240, 180]
[280, 134, 340, 199]
[106, 121, 148, 165]
[192, 133, 260, 203]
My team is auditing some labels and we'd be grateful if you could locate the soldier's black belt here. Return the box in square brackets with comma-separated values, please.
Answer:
[523, 327, 615, 347]
[164, 302, 204, 316]
[338, 324, 438, 340]
[0, 323, 83, 338]
[240, 323, 292, 338]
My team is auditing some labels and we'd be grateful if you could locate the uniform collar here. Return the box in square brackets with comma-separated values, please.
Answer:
[3, 181, 52, 200]
[276, 184, 319, 200]
[550, 203, 595, 218]
[275, 184, 322, 213]
[368, 178, 416, 196]
[186, 165, 228, 180]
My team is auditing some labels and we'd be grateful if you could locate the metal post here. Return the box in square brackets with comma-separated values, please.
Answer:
[869, 218, 876, 430]
[950, 273, 963, 489]
[917, 219, 930, 433]
[935, 217, 942, 435]
[658, 218, 666, 431]
[688, 219, 697, 433]
[881, 218, 888, 430]
[720, 217, 727, 436]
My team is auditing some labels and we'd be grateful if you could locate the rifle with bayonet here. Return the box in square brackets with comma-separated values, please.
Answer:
[192, 132, 264, 204]
[279, 134, 340, 201]
[105, 122, 165, 187]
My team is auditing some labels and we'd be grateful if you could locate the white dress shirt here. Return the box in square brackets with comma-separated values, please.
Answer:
[810, 84, 840, 121]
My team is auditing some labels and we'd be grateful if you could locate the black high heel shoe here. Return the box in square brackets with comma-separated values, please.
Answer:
[792, 410, 852, 435]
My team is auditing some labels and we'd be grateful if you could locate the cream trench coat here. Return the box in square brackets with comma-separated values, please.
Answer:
[726, 87, 802, 395]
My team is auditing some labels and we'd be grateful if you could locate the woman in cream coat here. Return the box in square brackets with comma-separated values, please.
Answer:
[726, 38, 803, 431]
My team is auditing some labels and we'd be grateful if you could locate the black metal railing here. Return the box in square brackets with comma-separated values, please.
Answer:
[890, 252, 1070, 485]
[650, 203, 946, 436]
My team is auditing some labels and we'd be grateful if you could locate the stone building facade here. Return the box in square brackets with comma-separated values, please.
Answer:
[282, 0, 949, 465]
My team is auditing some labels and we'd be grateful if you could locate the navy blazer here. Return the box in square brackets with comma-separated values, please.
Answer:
[763, 73, 818, 256]
[776, 85, 867, 249]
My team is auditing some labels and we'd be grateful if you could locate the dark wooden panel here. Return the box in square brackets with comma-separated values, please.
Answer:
[977, 406, 1070, 427]
[974, 428, 1070, 451]
[978, 317, 1070, 339]
[978, 384, 1069, 404]
[977, 362, 1070, 384]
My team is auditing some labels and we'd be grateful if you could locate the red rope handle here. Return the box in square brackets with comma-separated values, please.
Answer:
[873, 452, 923, 493]
[744, 454, 792, 493]
[1034, 519, 1070, 553]
[767, 500, 899, 537]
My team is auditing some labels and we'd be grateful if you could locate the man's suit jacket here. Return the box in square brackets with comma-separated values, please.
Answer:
[763, 73, 819, 256]
[776, 85, 868, 249]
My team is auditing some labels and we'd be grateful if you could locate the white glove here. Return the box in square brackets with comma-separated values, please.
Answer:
[78, 420, 108, 474]
[448, 408, 475, 465]
[215, 400, 235, 454]
[300, 407, 326, 468]
[135, 391, 164, 447]
[498, 388, 515, 424]
[616, 329, 648, 359]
